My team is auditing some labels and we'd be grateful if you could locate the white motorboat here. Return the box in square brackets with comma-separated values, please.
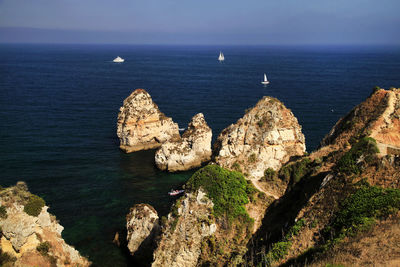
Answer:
[113, 56, 124, 63]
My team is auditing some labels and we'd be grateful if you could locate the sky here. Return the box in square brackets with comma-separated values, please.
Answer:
[0, 0, 399, 45]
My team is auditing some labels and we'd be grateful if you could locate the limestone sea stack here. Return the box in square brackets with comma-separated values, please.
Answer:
[0, 182, 90, 267]
[213, 96, 306, 180]
[117, 89, 180, 153]
[155, 113, 212, 172]
[126, 204, 160, 257]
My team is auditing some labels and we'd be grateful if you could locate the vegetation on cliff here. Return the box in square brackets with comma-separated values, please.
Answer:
[179, 164, 263, 265]
[24, 194, 46, 217]
[335, 137, 379, 175]
[186, 164, 257, 223]
[325, 181, 400, 245]
[282, 181, 400, 266]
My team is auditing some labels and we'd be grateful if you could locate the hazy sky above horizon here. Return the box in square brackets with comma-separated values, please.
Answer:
[0, 0, 399, 45]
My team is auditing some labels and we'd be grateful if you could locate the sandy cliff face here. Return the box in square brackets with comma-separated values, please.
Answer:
[155, 113, 212, 172]
[152, 190, 216, 267]
[126, 204, 160, 256]
[213, 96, 305, 183]
[0, 182, 90, 267]
[117, 89, 180, 153]
[321, 88, 400, 156]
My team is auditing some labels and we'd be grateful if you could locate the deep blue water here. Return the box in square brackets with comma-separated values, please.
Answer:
[0, 44, 399, 266]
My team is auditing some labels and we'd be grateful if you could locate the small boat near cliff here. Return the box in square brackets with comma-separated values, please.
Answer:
[261, 73, 270, 85]
[168, 189, 184, 196]
[218, 51, 224, 61]
[113, 56, 124, 63]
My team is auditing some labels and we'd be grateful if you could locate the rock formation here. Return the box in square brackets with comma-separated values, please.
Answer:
[321, 87, 400, 156]
[152, 189, 216, 267]
[213, 96, 306, 181]
[155, 113, 212, 172]
[126, 203, 160, 256]
[117, 89, 180, 153]
[0, 182, 90, 267]
[246, 87, 400, 267]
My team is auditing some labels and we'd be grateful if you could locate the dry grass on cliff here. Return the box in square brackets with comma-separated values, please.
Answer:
[309, 215, 400, 267]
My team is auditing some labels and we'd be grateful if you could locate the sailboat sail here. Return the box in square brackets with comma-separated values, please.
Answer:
[218, 52, 224, 61]
[261, 73, 270, 84]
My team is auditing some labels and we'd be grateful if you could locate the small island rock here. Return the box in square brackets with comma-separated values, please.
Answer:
[155, 113, 212, 172]
[117, 89, 180, 153]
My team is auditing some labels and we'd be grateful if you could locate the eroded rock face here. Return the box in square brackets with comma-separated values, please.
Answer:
[152, 189, 216, 267]
[126, 203, 160, 256]
[213, 96, 306, 180]
[0, 182, 90, 267]
[155, 113, 212, 172]
[117, 89, 180, 153]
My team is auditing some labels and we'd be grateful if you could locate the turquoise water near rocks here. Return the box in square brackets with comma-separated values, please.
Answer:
[0, 44, 399, 266]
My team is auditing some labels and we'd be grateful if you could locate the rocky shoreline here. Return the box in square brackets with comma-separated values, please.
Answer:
[3, 87, 400, 266]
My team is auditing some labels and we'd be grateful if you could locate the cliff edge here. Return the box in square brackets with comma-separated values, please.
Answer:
[0, 182, 90, 267]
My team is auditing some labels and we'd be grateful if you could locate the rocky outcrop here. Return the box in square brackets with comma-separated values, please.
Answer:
[0, 182, 90, 267]
[213, 96, 306, 180]
[155, 113, 212, 172]
[152, 189, 216, 267]
[245, 87, 400, 267]
[321, 88, 400, 156]
[126, 204, 160, 256]
[117, 89, 180, 153]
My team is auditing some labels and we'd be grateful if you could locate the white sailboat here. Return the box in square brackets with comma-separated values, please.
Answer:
[218, 51, 224, 61]
[113, 56, 124, 63]
[261, 73, 270, 85]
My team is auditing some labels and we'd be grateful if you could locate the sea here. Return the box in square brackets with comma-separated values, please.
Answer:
[0, 44, 399, 266]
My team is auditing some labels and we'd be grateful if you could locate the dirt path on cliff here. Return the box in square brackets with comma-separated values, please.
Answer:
[251, 178, 280, 200]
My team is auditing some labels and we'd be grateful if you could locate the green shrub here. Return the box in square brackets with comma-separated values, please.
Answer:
[263, 168, 276, 181]
[36, 241, 51, 255]
[248, 153, 257, 163]
[0, 206, 7, 219]
[278, 158, 313, 184]
[331, 183, 400, 237]
[287, 219, 306, 237]
[231, 162, 242, 173]
[261, 218, 307, 265]
[264, 241, 292, 263]
[0, 250, 16, 265]
[24, 194, 45, 217]
[257, 120, 264, 127]
[336, 137, 379, 175]
[186, 165, 254, 224]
